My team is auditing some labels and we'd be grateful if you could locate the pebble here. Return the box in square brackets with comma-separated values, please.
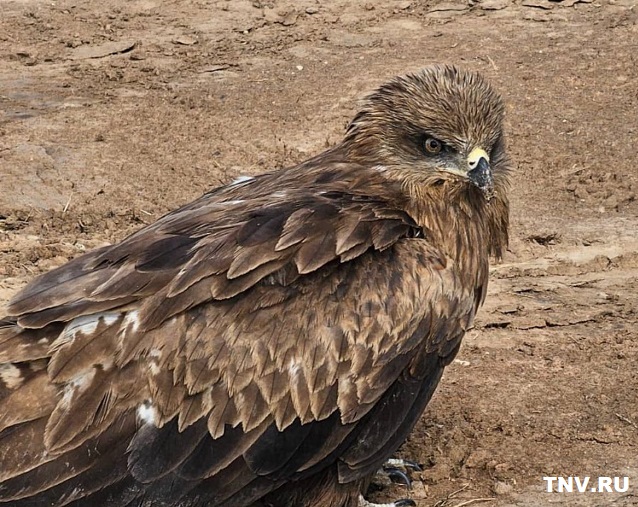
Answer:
[494, 481, 514, 495]
[481, 0, 510, 9]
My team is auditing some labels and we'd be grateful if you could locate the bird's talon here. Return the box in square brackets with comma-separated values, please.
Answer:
[384, 467, 412, 488]
[358, 496, 416, 507]
[402, 460, 423, 472]
[383, 458, 423, 472]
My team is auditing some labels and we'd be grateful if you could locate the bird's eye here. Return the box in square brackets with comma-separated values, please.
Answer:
[423, 137, 443, 155]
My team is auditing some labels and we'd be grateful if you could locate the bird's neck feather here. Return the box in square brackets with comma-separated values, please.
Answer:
[405, 179, 509, 285]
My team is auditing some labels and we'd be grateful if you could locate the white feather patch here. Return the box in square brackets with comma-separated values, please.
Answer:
[287, 359, 302, 377]
[148, 361, 160, 376]
[147, 350, 162, 376]
[0, 363, 23, 389]
[64, 313, 120, 336]
[59, 367, 97, 408]
[123, 310, 140, 334]
[137, 401, 158, 426]
[68, 313, 119, 336]
[230, 175, 254, 186]
[53, 312, 120, 352]
[118, 310, 141, 343]
[71, 368, 96, 389]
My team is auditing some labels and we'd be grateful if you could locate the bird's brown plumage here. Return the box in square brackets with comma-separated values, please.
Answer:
[0, 65, 509, 507]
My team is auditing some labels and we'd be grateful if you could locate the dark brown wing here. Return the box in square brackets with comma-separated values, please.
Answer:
[6, 164, 416, 331]
[0, 163, 476, 506]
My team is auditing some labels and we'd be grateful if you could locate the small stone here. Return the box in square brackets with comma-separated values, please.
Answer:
[411, 480, 429, 499]
[296, 64, 304, 71]
[465, 449, 491, 468]
[481, 0, 510, 9]
[574, 186, 588, 200]
[129, 52, 146, 61]
[281, 11, 298, 26]
[305, 6, 318, 14]
[173, 35, 198, 45]
[603, 195, 619, 210]
[494, 481, 514, 495]
[497, 304, 520, 314]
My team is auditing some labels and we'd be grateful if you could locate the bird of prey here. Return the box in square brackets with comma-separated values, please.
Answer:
[0, 65, 509, 507]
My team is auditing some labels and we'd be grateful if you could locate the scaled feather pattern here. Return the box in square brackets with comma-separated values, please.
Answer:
[0, 65, 510, 507]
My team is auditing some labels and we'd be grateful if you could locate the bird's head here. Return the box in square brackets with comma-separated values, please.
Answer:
[343, 65, 509, 202]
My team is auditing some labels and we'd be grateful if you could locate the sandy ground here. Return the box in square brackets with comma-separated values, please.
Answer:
[1, 0, 637, 505]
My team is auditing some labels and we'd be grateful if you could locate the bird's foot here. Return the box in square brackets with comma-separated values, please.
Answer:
[363, 458, 421, 506]
[358, 494, 416, 507]
[381, 459, 423, 489]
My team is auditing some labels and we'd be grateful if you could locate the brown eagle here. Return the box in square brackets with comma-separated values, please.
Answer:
[0, 65, 509, 507]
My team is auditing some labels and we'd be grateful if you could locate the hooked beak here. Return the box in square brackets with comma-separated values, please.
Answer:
[467, 148, 494, 200]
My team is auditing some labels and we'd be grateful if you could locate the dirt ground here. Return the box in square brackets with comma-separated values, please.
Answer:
[1, 0, 637, 505]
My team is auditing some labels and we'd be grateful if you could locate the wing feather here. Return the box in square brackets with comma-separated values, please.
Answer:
[0, 372, 57, 433]
[0, 417, 50, 483]
[0, 412, 134, 502]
